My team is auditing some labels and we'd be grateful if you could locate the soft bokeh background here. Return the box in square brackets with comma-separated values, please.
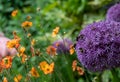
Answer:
[0, 0, 120, 82]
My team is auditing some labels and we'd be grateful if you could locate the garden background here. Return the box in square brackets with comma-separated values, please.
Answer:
[0, 0, 120, 82]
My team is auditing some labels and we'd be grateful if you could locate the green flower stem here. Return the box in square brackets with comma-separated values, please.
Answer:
[111, 69, 120, 82]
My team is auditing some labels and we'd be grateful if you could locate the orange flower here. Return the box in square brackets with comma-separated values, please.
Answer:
[0, 56, 12, 69]
[39, 61, 48, 70]
[26, 15, 31, 20]
[43, 64, 52, 75]
[77, 66, 84, 75]
[30, 46, 35, 56]
[55, 42, 60, 47]
[13, 31, 20, 39]
[14, 74, 22, 82]
[52, 27, 60, 37]
[3, 77, 8, 82]
[69, 45, 75, 55]
[50, 62, 54, 68]
[46, 46, 56, 56]
[31, 39, 35, 46]
[7, 39, 20, 49]
[27, 33, 31, 37]
[44, 62, 54, 74]
[39, 61, 54, 75]
[11, 10, 18, 17]
[21, 54, 27, 63]
[72, 60, 77, 71]
[29, 67, 40, 77]
[21, 21, 32, 29]
[19, 46, 25, 54]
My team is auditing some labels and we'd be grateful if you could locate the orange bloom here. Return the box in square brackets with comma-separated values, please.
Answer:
[31, 39, 35, 46]
[21, 21, 32, 29]
[72, 60, 77, 71]
[55, 42, 60, 47]
[52, 27, 60, 37]
[77, 66, 84, 75]
[11, 10, 18, 17]
[39, 61, 48, 70]
[43, 64, 52, 75]
[26, 15, 31, 20]
[50, 62, 54, 68]
[30, 46, 35, 56]
[13, 31, 20, 39]
[69, 45, 75, 55]
[3, 77, 8, 82]
[0, 56, 12, 69]
[44, 62, 54, 74]
[39, 61, 54, 75]
[21, 54, 27, 63]
[19, 46, 25, 54]
[7, 39, 20, 49]
[29, 67, 40, 77]
[27, 33, 31, 37]
[14, 74, 22, 82]
[46, 46, 56, 56]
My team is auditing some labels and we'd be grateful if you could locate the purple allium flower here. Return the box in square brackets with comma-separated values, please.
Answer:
[52, 38, 73, 54]
[106, 3, 120, 22]
[75, 21, 120, 72]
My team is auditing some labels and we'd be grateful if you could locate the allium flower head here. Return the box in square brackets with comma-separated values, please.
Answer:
[75, 21, 120, 72]
[53, 38, 73, 54]
[106, 3, 120, 22]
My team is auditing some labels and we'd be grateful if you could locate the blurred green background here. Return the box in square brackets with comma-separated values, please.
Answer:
[0, 0, 116, 40]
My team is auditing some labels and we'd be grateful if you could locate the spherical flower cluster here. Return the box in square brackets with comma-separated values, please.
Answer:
[106, 3, 120, 22]
[75, 21, 120, 72]
[52, 38, 73, 54]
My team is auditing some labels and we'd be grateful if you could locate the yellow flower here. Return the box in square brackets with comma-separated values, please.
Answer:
[7, 39, 20, 49]
[21, 21, 32, 29]
[46, 46, 56, 56]
[39, 61, 48, 70]
[31, 39, 35, 46]
[39, 61, 54, 75]
[0, 56, 12, 69]
[19, 46, 25, 54]
[77, 66, 84, 75]
[52, 27, 60, 37]
[14, 74, 22, 82]
[43, 62, 54, 75]
[29, 67, 40, 77]
[21, 54, 27, 63]
[69, 45, 75, 55]
[3, 77, 8, 82]
[42, 64, 51, 75]
[50, 62, 54, 68]
[72, 60, 77, 71]
[11, 10, 18, 17]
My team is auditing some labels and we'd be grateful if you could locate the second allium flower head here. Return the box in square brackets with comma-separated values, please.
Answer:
[53, 38, 73, 54]
[106, 3, 120, 22]
[75, 3, 120, 72]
